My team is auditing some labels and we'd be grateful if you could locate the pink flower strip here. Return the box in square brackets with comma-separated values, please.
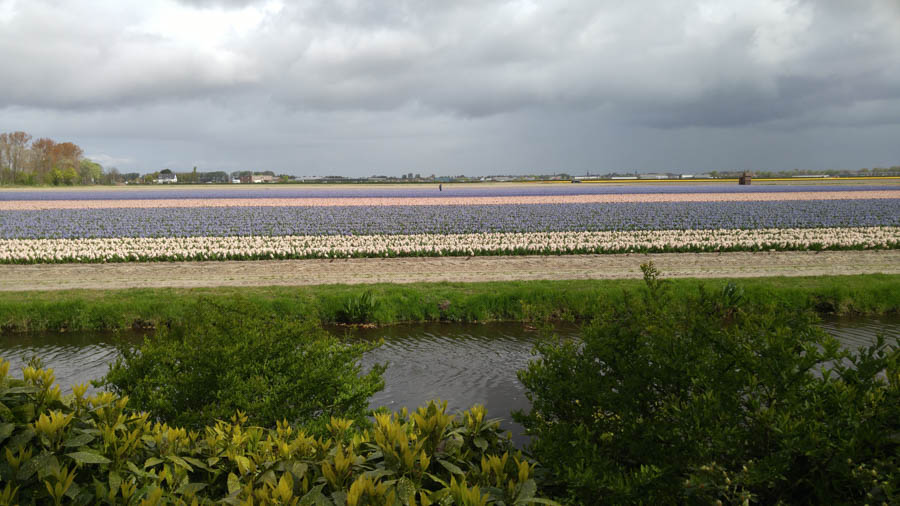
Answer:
[1, 190, 898, 210]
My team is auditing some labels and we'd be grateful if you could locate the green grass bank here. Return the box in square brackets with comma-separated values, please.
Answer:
[1, 274, 898, 333]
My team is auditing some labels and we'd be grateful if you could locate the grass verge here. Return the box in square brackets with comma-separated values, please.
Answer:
[0, 274, 898, 333]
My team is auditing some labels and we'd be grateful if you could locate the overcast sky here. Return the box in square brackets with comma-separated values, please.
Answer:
[1, 0, 899, 176]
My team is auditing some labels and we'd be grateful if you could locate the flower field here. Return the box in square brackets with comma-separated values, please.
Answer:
[0, 184, 897, 263]
[2, 183, 896, 201]
[2, 228, 897, 263]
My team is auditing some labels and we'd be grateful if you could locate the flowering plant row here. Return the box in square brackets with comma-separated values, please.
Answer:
[5, 199, 899, 239]
[4, 183, 896, 201]
[1, 227, 896, 263]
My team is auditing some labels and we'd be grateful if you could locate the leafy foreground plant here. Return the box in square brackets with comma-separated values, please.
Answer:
[516, 263, 899, 505]
[99, 298, 386, 433]
[0, 359, 556, 505]
[337, 290, 379, 325]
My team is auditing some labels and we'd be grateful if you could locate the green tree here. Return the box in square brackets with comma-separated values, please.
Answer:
[79, 159, 103, 184]
[49, 167, 64, 185]
[61, 166, 78, 185]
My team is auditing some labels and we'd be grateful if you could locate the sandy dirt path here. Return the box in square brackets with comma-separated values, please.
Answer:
[2, 250, 898, 291]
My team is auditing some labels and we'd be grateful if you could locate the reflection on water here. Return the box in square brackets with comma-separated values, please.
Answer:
[349, 323, 578, 444]
[819, 315, 900, 350]
[0, 331, 144, 394]
[0, 318, 896, 445]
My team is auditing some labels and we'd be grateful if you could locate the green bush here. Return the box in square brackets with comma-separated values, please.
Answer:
[516, 264, 899, 504]
[0, 358, 556, 505]
[99, 298, 386, 432]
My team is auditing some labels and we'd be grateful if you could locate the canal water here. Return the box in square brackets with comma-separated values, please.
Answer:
[1, 317, 897, 445]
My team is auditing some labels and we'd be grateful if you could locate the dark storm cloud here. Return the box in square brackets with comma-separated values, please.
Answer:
[0, 0, 898, 174]
[242, 0, 900, 127]
[3, 0, 899, 123]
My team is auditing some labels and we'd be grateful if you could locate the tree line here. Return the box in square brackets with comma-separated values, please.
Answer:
[0, 130, 120, 186]
[0, 132, 256, 186]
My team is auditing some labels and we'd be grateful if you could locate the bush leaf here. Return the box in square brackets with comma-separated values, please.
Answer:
[67, 451, 111, 465]
[227, 472, 241, 495]
[0, 422, 14, 444]
[437, 459, 465, 476]
[64, 432, 95, 447]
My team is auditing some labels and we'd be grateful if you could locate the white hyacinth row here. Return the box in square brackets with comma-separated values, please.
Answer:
[0, 227, 897, 264]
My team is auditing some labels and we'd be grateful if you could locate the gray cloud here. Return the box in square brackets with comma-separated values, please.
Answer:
[176, 0, 261, 6]
[0, 0, 898, 174]
[240, 0, 900, 126]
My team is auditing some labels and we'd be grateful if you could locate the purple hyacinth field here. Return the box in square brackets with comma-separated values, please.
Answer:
[1, 183, 898, 263]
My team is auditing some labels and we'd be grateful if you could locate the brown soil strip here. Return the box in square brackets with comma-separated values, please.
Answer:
[3, 250, 898, 291]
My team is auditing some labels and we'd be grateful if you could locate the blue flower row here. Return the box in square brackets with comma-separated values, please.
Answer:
[3, 199, 898, 239]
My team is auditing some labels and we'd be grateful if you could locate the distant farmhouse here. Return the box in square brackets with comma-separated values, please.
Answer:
[157, 171, 177, 184]
[236, 174, 276, 183]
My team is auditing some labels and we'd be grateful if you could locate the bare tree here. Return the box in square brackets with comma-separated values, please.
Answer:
[0, 133, 8, 183]
[53, 142, 83, 168]
[30, 138, 57, 183]
[4, 131, 32, 183]
[105, 166, 121, 184]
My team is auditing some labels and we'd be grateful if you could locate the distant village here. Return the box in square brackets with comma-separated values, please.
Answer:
[1, 130, 897, 186]
[146, 167, 900, 185]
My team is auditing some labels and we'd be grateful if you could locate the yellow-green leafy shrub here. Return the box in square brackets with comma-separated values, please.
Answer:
[0, 358, 556, 505]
